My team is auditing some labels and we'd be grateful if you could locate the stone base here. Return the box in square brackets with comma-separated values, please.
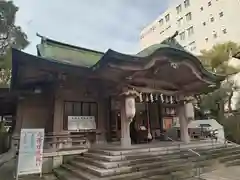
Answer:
[120, 137, 131, 148]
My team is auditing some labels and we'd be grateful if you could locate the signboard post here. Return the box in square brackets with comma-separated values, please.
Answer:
[16, 129, 44, 179]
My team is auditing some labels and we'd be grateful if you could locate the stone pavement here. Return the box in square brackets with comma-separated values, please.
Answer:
[0, 159, 57, 180]
[200, 166, 240, 180]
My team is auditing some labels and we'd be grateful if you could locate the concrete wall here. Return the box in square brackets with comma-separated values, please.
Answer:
[140, 0, 240, 54]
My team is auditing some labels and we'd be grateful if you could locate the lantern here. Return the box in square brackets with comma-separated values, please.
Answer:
[125, 96, 136, 120]
[139, 92, 143, 102]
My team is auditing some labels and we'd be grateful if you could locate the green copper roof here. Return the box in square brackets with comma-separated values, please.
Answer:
[37, 36, 104, 68]
[35, 33, 224, 83]
[137, 31, 186, 57]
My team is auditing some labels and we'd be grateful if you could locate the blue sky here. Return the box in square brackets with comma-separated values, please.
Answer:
[13, 0, 178, 54]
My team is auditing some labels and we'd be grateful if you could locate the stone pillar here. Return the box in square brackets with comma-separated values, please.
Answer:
[120, 91, 137, 148]
[177, 96, 194, 144]
[178, 103, 190, 144]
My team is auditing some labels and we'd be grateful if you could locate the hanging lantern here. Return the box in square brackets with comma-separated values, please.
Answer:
[150, 93, 154, 102]
[125, 96, 136, 120]
[139, 92, 143, 102]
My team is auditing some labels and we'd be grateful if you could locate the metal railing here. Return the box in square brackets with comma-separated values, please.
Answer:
[208, 128, 240, 148]
[158, 132, 202, 180]
[158, 132, 201, 156]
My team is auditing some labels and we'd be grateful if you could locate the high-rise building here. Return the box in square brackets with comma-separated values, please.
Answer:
[140, 0, 240, 55]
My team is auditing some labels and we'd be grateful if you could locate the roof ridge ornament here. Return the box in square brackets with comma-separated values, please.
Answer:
[160, 31, 185, 51]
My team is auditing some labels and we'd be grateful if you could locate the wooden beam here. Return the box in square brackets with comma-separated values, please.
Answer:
[129, 77, 179, 90]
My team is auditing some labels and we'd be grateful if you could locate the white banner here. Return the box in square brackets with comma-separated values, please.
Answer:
[17, 129, 44, 176]
[68, 116, 96, 131]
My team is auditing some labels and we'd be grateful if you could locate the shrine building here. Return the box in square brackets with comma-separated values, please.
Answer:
[11, 33, 224, 149]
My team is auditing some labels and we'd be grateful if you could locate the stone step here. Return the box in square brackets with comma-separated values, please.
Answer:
[83, 145, 239, 164]
[76, 152, 214, 170]
[225, 159, 240, 167]
[69, 161, 132, 177]
[56, 154, 222, 180]
[53, 167, 82, 180]
[54, 144, 240, 180]
[89, 142, 225, 156]
[219, 153, 240, 163]
[76, 152, 194, 169]
[60, 164, 100, 180]
[70, 157, 216, 178]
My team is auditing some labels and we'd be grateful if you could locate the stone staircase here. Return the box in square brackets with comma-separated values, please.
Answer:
[53, 142, 240, 180]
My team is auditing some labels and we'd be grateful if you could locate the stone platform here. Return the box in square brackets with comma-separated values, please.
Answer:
[53, 140, 240, 180]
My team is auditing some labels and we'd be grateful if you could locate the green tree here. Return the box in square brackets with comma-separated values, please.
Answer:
[0, 1, 29, 87]
[200, 41, 240, 74]
[196, 42, 240, 143]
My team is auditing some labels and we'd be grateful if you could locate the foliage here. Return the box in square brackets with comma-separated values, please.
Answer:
[222, 112, 240, 144]
[196, 42, 240, 143]
[200, 42, 240, 74]
[0, 1, 29, 87]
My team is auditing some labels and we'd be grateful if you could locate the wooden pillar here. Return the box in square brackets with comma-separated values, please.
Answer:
[53, 96, 63, 133]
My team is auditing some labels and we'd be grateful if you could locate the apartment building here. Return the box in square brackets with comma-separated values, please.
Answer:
[140, 0, 240, 55]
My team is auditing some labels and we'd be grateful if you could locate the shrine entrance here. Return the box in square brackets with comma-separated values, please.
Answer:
[109, 93, 179, 143]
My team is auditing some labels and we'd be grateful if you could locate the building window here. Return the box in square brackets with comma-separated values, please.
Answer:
[159, 19, 164, 26]
[186, 12, 192, 21]
[166, 25, 171, 30]
[210, 17, 214, 22]
[200, 7, 204, 11]
[180, 31, 186, 40]
[223, 28, 227, 34]
[160, 30, 165, 34]
[176, 5, 182, 14]
[187, 26, 194, 36]
[184, 0, 190, 8]
[213, 31, 217, 38]
[203, 22, 206, 26]
[165, 14, 170, 22]
[208, 1, 212, 6]
[219, 12, 224, 17]
[205, 37, 209, 42]
[189, 41, 196, 51]
[177, 18, 183, 27]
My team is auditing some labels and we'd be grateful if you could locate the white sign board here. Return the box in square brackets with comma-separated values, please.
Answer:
[68, 116, 96, 131]
[17, 129, 44, 177]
